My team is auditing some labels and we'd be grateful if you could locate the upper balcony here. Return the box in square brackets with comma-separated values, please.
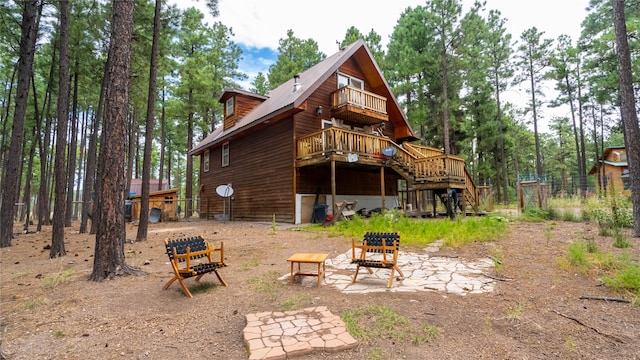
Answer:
[330, 86, 388, 125]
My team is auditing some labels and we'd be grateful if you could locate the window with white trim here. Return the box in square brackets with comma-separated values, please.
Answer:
[203, 150, 210, 172]
[222, 142, 229, 167]
[225, 97, 234, 117]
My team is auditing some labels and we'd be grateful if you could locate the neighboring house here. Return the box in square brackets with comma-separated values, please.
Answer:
[589, 146, 630, 192]
[190, 40, 478, 224]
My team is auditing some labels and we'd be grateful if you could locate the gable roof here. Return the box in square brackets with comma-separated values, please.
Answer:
[190, 39, 415, 156]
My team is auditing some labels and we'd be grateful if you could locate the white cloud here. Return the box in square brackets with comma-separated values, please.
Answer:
[197, 0, 587, 55]
[170, 0, 589, 132]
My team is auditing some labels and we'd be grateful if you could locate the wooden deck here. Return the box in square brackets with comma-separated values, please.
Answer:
[330, 86, 388, 125]
[295, 128, 479, 213]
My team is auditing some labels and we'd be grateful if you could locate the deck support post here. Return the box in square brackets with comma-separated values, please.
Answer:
[380, 167, 385, 210]
[331, 159, 336, 224]
[406, 180, 415, 214]
[432, 191, 437, 217]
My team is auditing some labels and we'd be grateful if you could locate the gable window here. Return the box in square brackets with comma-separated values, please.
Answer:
[203, 150, 210, 172]
[225, 97, 234, 117]
[337, 73, 363, 89]
[222, 142, 229, 167]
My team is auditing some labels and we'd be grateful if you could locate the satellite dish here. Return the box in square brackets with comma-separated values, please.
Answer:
[216, 184, 234, 197]
[382, 146, 397, 157]
[216, 184, 234, 223]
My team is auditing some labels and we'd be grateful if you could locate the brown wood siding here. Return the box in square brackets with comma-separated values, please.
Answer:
[236, 95, 263, 118]
[297, 166, 399, 195]
[199, 117, 295, 222]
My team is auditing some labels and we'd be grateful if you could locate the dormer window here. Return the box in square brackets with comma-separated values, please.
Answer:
[225, 96, 235, 117]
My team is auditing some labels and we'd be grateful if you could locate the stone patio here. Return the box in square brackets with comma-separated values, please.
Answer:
[244, 240, 498, 359]
[243, 306, 357, 360]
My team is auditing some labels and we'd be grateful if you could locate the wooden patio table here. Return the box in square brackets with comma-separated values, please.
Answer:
[287, 253, 329, 287]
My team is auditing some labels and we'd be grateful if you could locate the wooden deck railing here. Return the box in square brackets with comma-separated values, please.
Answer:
[413, 155, 466, 182]
[402, 143, 444, 158]
[297, 128, 416, 165]
[331, 86, 387, 115]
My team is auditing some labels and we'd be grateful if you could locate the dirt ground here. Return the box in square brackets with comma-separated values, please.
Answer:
[1, 217, 639, 360]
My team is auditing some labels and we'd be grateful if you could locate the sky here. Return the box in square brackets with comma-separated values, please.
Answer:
[172, 0, 591, 131]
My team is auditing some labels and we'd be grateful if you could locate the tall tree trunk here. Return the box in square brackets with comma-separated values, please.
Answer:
[82, 57, 109, 235]
[612, 0, 640, 237]
[22, 127, 36, 231]
[185, 87, 194, 218]
[0, 65, 17, 185]
[17, 123, 27, 221]
[599, 107, 606, 194]
[592, 104, 601, 192]
[576, 70, 587, 197]
[36, 36, 56, 231]
[495, 75, 508, 204]
[126, 109, 136, 195]
[74, 111, 87, 221]
[137, 0, 162, 242]
[51, 0, 70, 258]
[65, 64, 79, 227]
[528, 56, 542, 179]
[565, 74, 583, 196]
[158, 86, 165, 191]
[0, 1, 41, 248]
[167, 149, 172, 189]
[441, 37, 450, 155]
[91, 0, 140, 280]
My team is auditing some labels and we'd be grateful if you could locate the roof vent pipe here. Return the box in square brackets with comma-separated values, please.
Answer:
[293, 74, 301, 92]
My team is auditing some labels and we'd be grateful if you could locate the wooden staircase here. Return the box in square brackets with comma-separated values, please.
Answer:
[386, 142, 479, 214]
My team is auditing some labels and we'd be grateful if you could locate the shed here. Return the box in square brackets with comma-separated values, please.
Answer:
[130, 188, 179, 222]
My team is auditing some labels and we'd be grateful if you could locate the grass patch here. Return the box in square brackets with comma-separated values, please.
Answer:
[318, 212, 508, 248]
[600, 255, 640, 296]
[562, 240, 640, 297]
[241, 259, 260, 271]
[366, 348, 385, 360]
[281, 294, 313, 311]
[12, 271, 31, 280]
[248, 270, 284, 302]
[519, 208, 551, 222]
[565, 241, 594, 274]
[51, 329, 65, 338]
[506, 302, 526, 320]
[565, 336, 577, 354]
[43, 269, 74, 289]
[24, 297, 49, 310]
[342, 304, 438, 346]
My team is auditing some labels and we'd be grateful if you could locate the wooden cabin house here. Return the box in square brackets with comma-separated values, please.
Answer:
[189, 40, 478, 223]
[589, 146, 630, 193]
